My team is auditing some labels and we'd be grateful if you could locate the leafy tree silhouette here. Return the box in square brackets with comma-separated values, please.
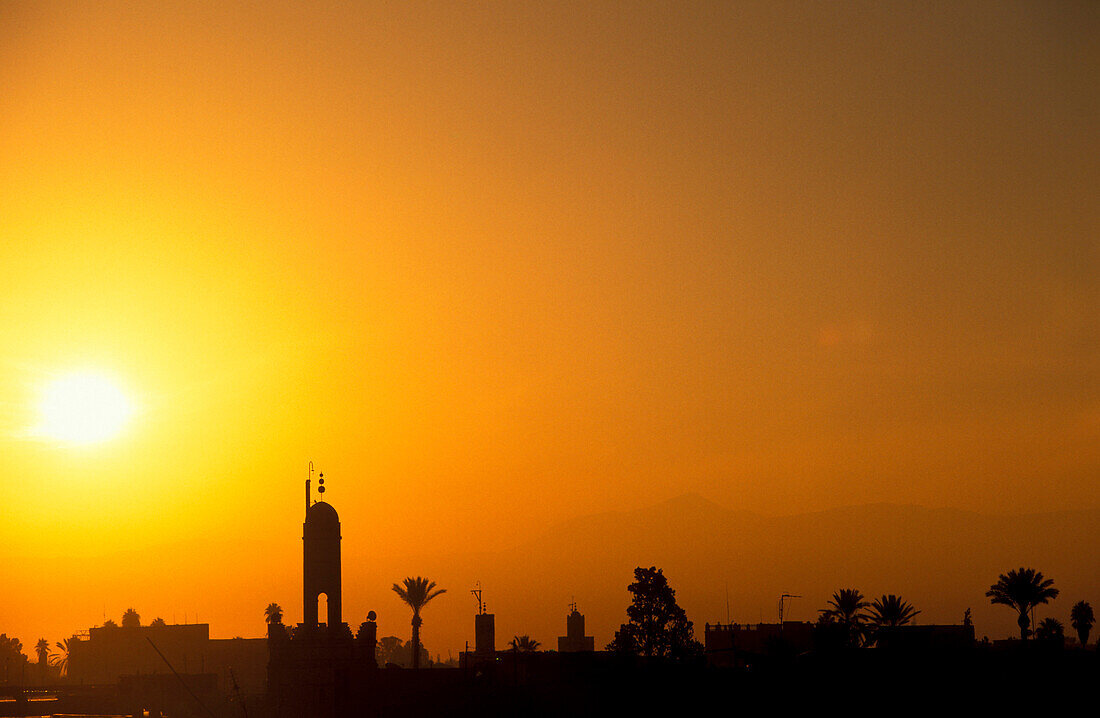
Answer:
[101, 620, 119, 629]
[0, 634, 27, 677]
[608, 566, 701, 660]
[819, 588, 869, 647]
[376, 635, 404, 666]
[510, 635, 541, 652]
[1069, 601, 1093, 648]
[149, 617, 167, 628]
[392, 577, 446, 670]
[121, 608, 141, 628]
[986, 568, 1058, 641]
[1035, 617, 1064, 644]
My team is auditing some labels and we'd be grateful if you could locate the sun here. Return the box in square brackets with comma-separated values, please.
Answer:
[37, 371, 134, 443]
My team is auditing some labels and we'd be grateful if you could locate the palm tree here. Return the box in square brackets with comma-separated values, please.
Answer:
[392, 577, 446, 670]
[121, 608, 141, 628]
[986, 568, 1059, 641]
[33, 639, 49, 683]
[264, 603, 284, 625]
[510, 635, 541, 652]
[1069, 601, 1094, 647]
[50, 638, 75, 677]
[820, 588, 869, 646]
[868, 595, 921, 627]
[1035, 617, 1064, 643]
[149, 617, 167, 628]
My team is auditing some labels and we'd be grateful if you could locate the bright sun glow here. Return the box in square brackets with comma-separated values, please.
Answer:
[37, 371, 134, 443]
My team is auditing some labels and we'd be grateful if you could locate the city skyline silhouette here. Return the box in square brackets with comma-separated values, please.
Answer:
[1, 2, 1097, 715]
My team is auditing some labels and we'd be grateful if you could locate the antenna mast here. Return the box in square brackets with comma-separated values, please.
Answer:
[471, 582, 485, 615]
[779, 593, 801, 625]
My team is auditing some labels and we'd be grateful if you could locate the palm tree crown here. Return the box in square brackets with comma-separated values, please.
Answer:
[1069, 600, 1094, 647]
[986, 567, 1058, 641]
[1035, 617, 1064, 643]
[868, 595, 921, 627]
[392, 577, 446, 670]
[50, 638, 75, 676]
[393, 577, 447, 619]
[34, 639, 49, 664]
[511, 635, 541, 652]
[819, 588, 869, 647]
[265, 602, 284, 625]
[821, 588, 869, 625]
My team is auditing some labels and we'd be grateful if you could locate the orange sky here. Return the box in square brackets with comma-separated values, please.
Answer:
[1, 1, 1097, 653]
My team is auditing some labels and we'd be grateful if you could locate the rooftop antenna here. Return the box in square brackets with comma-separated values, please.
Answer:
[306, 461, 314, 513]
[725, 583, 730, 624]
[471, 582, 485, 615]
[569, 596, 577, 614]
[779, 594, 801, 626]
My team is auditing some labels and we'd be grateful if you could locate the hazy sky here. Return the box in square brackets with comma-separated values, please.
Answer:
[1, 1, 1096, 648]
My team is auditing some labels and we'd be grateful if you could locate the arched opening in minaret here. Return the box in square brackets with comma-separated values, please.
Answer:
[317, 593, 328, 629]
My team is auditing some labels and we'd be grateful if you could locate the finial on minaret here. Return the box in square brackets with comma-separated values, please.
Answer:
[306, 461, 315, 514]
[317, 472, 326, 500]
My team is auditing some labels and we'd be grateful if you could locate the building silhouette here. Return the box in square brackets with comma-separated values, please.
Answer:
[267, 477, 377, 718]
[63, 621, 267, 696]
[474, 613, 496, 657]
[703, 622, 814, 668]
[557, 604, 595, 652]
[303, 500, 342, 629]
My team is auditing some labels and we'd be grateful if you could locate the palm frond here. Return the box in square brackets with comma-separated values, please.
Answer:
[393, 577, 446, 611]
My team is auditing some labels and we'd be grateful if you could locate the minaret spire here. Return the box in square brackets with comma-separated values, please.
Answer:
[306, 460, 315, 515]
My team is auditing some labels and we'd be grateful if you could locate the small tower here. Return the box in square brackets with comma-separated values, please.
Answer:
[303, 474, 341, 628]
[558, 600, 594, 652]
[471, 584, 495, 656]
[269, 470, 376, 718]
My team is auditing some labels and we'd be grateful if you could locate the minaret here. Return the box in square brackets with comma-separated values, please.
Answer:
[303, 473, 342, 629]
[558, 600, 595, 652]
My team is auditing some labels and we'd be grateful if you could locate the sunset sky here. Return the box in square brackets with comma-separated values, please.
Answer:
[1, 1, 1097, 653]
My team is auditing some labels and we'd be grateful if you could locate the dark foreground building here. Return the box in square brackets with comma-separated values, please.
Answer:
[65, 621, 267, 696]
[266, 480, 377, 718]
[703, 621, 814, 668]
